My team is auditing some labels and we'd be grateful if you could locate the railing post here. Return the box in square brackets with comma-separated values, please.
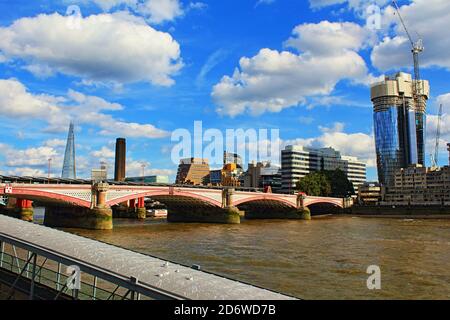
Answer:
[93, 276, 98, 300]
[130, 276, 138, 300]
[29, 253, 37, 300]
[56, 262, 61, 291]
[0, 241, 4, 268]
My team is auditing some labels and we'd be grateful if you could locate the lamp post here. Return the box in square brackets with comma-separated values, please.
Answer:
[47, 158, 52, 183]
[141, 163, 146, 184]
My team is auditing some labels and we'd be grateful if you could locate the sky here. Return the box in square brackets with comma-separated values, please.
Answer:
[0, 0, 449, 182]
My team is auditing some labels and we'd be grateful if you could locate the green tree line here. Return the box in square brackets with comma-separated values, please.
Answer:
[296, 169, 354, 197]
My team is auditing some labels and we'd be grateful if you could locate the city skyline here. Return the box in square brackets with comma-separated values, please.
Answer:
[0, 0, 450, 183]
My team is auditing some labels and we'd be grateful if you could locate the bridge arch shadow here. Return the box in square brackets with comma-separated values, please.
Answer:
[107, 191, 222, 208]
[235, 199, 298, 220]
[306, 202, 343, 215]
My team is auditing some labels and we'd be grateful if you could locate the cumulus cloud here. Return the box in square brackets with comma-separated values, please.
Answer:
[0, 142, 64, 177]
[284, 123, 376, 167]
[371, 0, 450, 71]
[136, 0, 183, 24]
[75, 0, 205, 24]
[0, 79, 169, 138]
[212, 21, 375, 116]
[0, 12, 182, 86]
[90, 146, 115, 159]
[0, 141, 174, 178]
[426, 94, 450, 164]
[126, 160, 174, 178]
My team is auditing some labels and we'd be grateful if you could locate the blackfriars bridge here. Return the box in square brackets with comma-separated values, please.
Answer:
[0, 176, 352, 230]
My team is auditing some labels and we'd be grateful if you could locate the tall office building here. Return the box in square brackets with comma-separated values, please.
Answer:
[371, 72, 430, 186]
[61, 122, 76, 179]
[281, 146, 366, 193]
[114, 138, 126, 182]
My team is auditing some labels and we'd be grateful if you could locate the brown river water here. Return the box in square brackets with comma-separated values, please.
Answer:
[48, 214, 450, 300]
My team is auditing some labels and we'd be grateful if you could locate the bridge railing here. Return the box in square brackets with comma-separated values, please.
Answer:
[0, 233, 186, 300]
[0, 175, 271, 193]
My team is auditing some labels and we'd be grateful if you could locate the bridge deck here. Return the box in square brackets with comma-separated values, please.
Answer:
[0, 215, 295, 300]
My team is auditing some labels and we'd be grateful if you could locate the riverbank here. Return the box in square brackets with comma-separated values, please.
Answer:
[349, 205, 450, 218]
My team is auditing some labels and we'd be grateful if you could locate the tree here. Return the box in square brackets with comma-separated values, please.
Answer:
[296, 172, 331, 196]
[296, 169, 354, 197]
[323, 169, 355, 197]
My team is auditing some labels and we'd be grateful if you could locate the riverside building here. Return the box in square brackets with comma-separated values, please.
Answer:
[371, 72, 430, 187]
[175, 158, 210, 185]
[243, 162, 282, 193]
[281, 146, 366, 193]
[382, 165, 450, 206]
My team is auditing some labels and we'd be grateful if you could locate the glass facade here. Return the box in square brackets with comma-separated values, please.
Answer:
[374, 107, 403, 187]
[374, 106, 426, 186]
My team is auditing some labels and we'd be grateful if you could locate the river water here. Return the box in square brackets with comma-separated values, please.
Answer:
[36, 212, 445, 300]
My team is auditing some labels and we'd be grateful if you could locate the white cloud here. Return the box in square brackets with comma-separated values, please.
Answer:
[285, 123, 376, 167]
[0, 79, 169, 138]
[77, 0, 205, 24]
[137, 0, 183, 24]
[0, 143, 62, 176]
[0, 141, 175, 178]
[0, 12, 182, 86]
[371, 0, 450, 71]
[212, 21, 375, 117]
[90, 146, 115, 159]
[44, 139, 67, 148]
[126, 160, 174, 177]
[196, 49, 228, 86]
[427, 94, 450, 164]
[285, 21, 371, 54]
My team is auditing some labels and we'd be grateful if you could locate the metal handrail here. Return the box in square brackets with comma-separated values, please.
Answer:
[0, 233, 187, 300]
[0, 252, 126, 300]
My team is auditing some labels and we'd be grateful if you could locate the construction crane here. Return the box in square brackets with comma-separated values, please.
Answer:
[392, 0, 424, 101]
[431, 104, 444, 168]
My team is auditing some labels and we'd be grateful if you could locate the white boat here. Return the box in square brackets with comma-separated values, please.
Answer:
[147, 209, 168, 218]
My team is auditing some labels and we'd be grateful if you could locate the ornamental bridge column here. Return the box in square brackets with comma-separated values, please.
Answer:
[14, 198, 34, 222]
[296, 193, 311, 220]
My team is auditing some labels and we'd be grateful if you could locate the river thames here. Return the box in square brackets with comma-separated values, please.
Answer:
[35, 210, 450, 300]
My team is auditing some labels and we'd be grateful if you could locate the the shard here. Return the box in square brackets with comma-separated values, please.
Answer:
[61, 122, 76, 179]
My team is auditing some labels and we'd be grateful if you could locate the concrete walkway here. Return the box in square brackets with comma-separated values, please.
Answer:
[0, 215, 296, 300]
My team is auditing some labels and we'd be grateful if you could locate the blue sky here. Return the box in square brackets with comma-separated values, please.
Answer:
[0, 0, 449, 182]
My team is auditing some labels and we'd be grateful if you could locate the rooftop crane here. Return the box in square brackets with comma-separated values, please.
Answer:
[392, 0, 424, 100]
[431, 104, 443, 168]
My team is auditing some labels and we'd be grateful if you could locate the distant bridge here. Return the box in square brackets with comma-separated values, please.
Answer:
[0, 175, 351, 230]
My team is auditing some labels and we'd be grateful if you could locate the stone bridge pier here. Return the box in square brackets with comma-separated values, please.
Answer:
[44, 183, 113, 230]
[0, 198, 34, 222]
[113, 197, 146, 219]
[166, 188, 241, 224]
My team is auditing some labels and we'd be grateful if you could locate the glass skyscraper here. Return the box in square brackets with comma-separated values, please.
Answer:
[371, 72, 429, 186]
[61, 122, 76, 179]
